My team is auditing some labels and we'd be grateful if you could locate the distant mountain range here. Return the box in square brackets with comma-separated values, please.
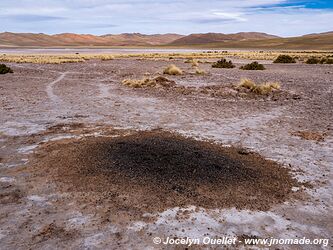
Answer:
[0, 32, 184, 47]
[168, 32, 279, 45]
[0, 31, 332, 49]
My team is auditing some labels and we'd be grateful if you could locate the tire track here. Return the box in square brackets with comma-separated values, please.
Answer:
[46, 72, 68, 103]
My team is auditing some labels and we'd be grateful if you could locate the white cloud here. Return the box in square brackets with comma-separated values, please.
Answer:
[0, 0, 332, 36]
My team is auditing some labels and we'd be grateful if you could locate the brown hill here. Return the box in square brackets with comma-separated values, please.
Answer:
[0, 31, 332, 49]
[187, 32, 333, 50]
[101, 33, 184, 46]
[169, 32, 279, 45]
[0, 32, 184, 47]
[0, 32, 63, 46]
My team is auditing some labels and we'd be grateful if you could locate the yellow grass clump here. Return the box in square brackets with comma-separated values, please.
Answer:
[238, 78, 280, 95]
[0, 51, 331, 64]
[100, 55, 114, 61]
[253, 83, 280, 95]
[238, 78, 256, 90]
[184, 58, 199, 67]
[122, 78, 154, 88]
[163, 64, 183, 75]
[122, 76, 176, 88]
[195, 67, 205, 75]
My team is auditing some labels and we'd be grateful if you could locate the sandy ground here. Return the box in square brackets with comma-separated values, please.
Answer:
[0, 57, 332, 249]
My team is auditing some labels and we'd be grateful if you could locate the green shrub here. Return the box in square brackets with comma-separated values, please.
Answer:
[0, 64, 13, 74]
[240, 61, 265, 70]
[305, 57, 320, 64]
[273, 55, 296, 63]
[212, 58, 235, 68]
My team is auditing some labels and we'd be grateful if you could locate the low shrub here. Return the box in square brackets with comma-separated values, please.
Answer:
[212, 58, 235, 68]
[305, 57, 320, 64]
[163, 64, 183, 75]
[325, 58, 333, 64]
[319, 57, 333, 64]
[240, 61, 265, 70]
[0, 64, 13, 74]
[273, 55, 296, 63]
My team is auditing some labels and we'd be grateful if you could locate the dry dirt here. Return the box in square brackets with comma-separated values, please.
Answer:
[0, 56, 332, 249]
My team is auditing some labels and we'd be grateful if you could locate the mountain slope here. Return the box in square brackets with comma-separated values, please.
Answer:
[188, 32, 333, 50]
[0, 31, 332, 49]
[0, 32, 184, 47]
[169, 32, 279, 45]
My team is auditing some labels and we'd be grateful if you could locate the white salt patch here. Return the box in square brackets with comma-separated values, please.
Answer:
[42, 135, 79, 142]
[146, 206, 294, 239]
[0, 121, 46, 136]
[27, 195, 47, 202]
[0, 177, 15, 183]
[17, 144, 38, 154]
[128, 221, 147, 232]
[0, 230, 6, 240]
[66, 212, 91, 228]
[84, 233, 105, 247]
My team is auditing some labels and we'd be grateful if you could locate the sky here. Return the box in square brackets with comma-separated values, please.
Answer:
[0, 0, 332, 37]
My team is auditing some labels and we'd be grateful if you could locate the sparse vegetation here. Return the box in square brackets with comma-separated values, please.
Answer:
[0, 64, 13, 74]
[122, 76, 176, 88]
[305, 57, 320, 64]
[0, 51, 331, 64]
[238, 78, 280, 95]
[238, 78, 256, 90]
[163, 64, 183, 75]
[240, 61, 265, 70]
[195, 67, 205, 75]
[273, 55, 296, 63]
[320, 57, 333, 64]
[184, 58, 199, 67]
[100, 55, 114, 61]
[212, 58, 235, 68]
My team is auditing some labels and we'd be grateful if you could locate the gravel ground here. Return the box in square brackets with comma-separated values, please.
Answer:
[0, 58, 332, 249]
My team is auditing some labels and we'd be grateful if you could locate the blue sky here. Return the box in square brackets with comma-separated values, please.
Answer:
[0, 0, 332, 36]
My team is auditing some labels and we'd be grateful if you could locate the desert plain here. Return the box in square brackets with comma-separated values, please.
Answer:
[0, 50, 332, 249]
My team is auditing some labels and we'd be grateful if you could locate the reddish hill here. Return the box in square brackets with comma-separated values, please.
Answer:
[0, 32, 184, 47]
[1, 31, 332, 49]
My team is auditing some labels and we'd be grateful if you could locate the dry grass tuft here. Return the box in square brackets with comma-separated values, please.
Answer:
[184, 58, 199, 67]
[253, 83, 280, 95]
[195, 67, 205, 75]
[122, 76, 175, 88]
[163, 64, 183, 75]
[238, 78, 280, 95]
[238, 78, 256, 90]
[100, 55, 114, 61]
